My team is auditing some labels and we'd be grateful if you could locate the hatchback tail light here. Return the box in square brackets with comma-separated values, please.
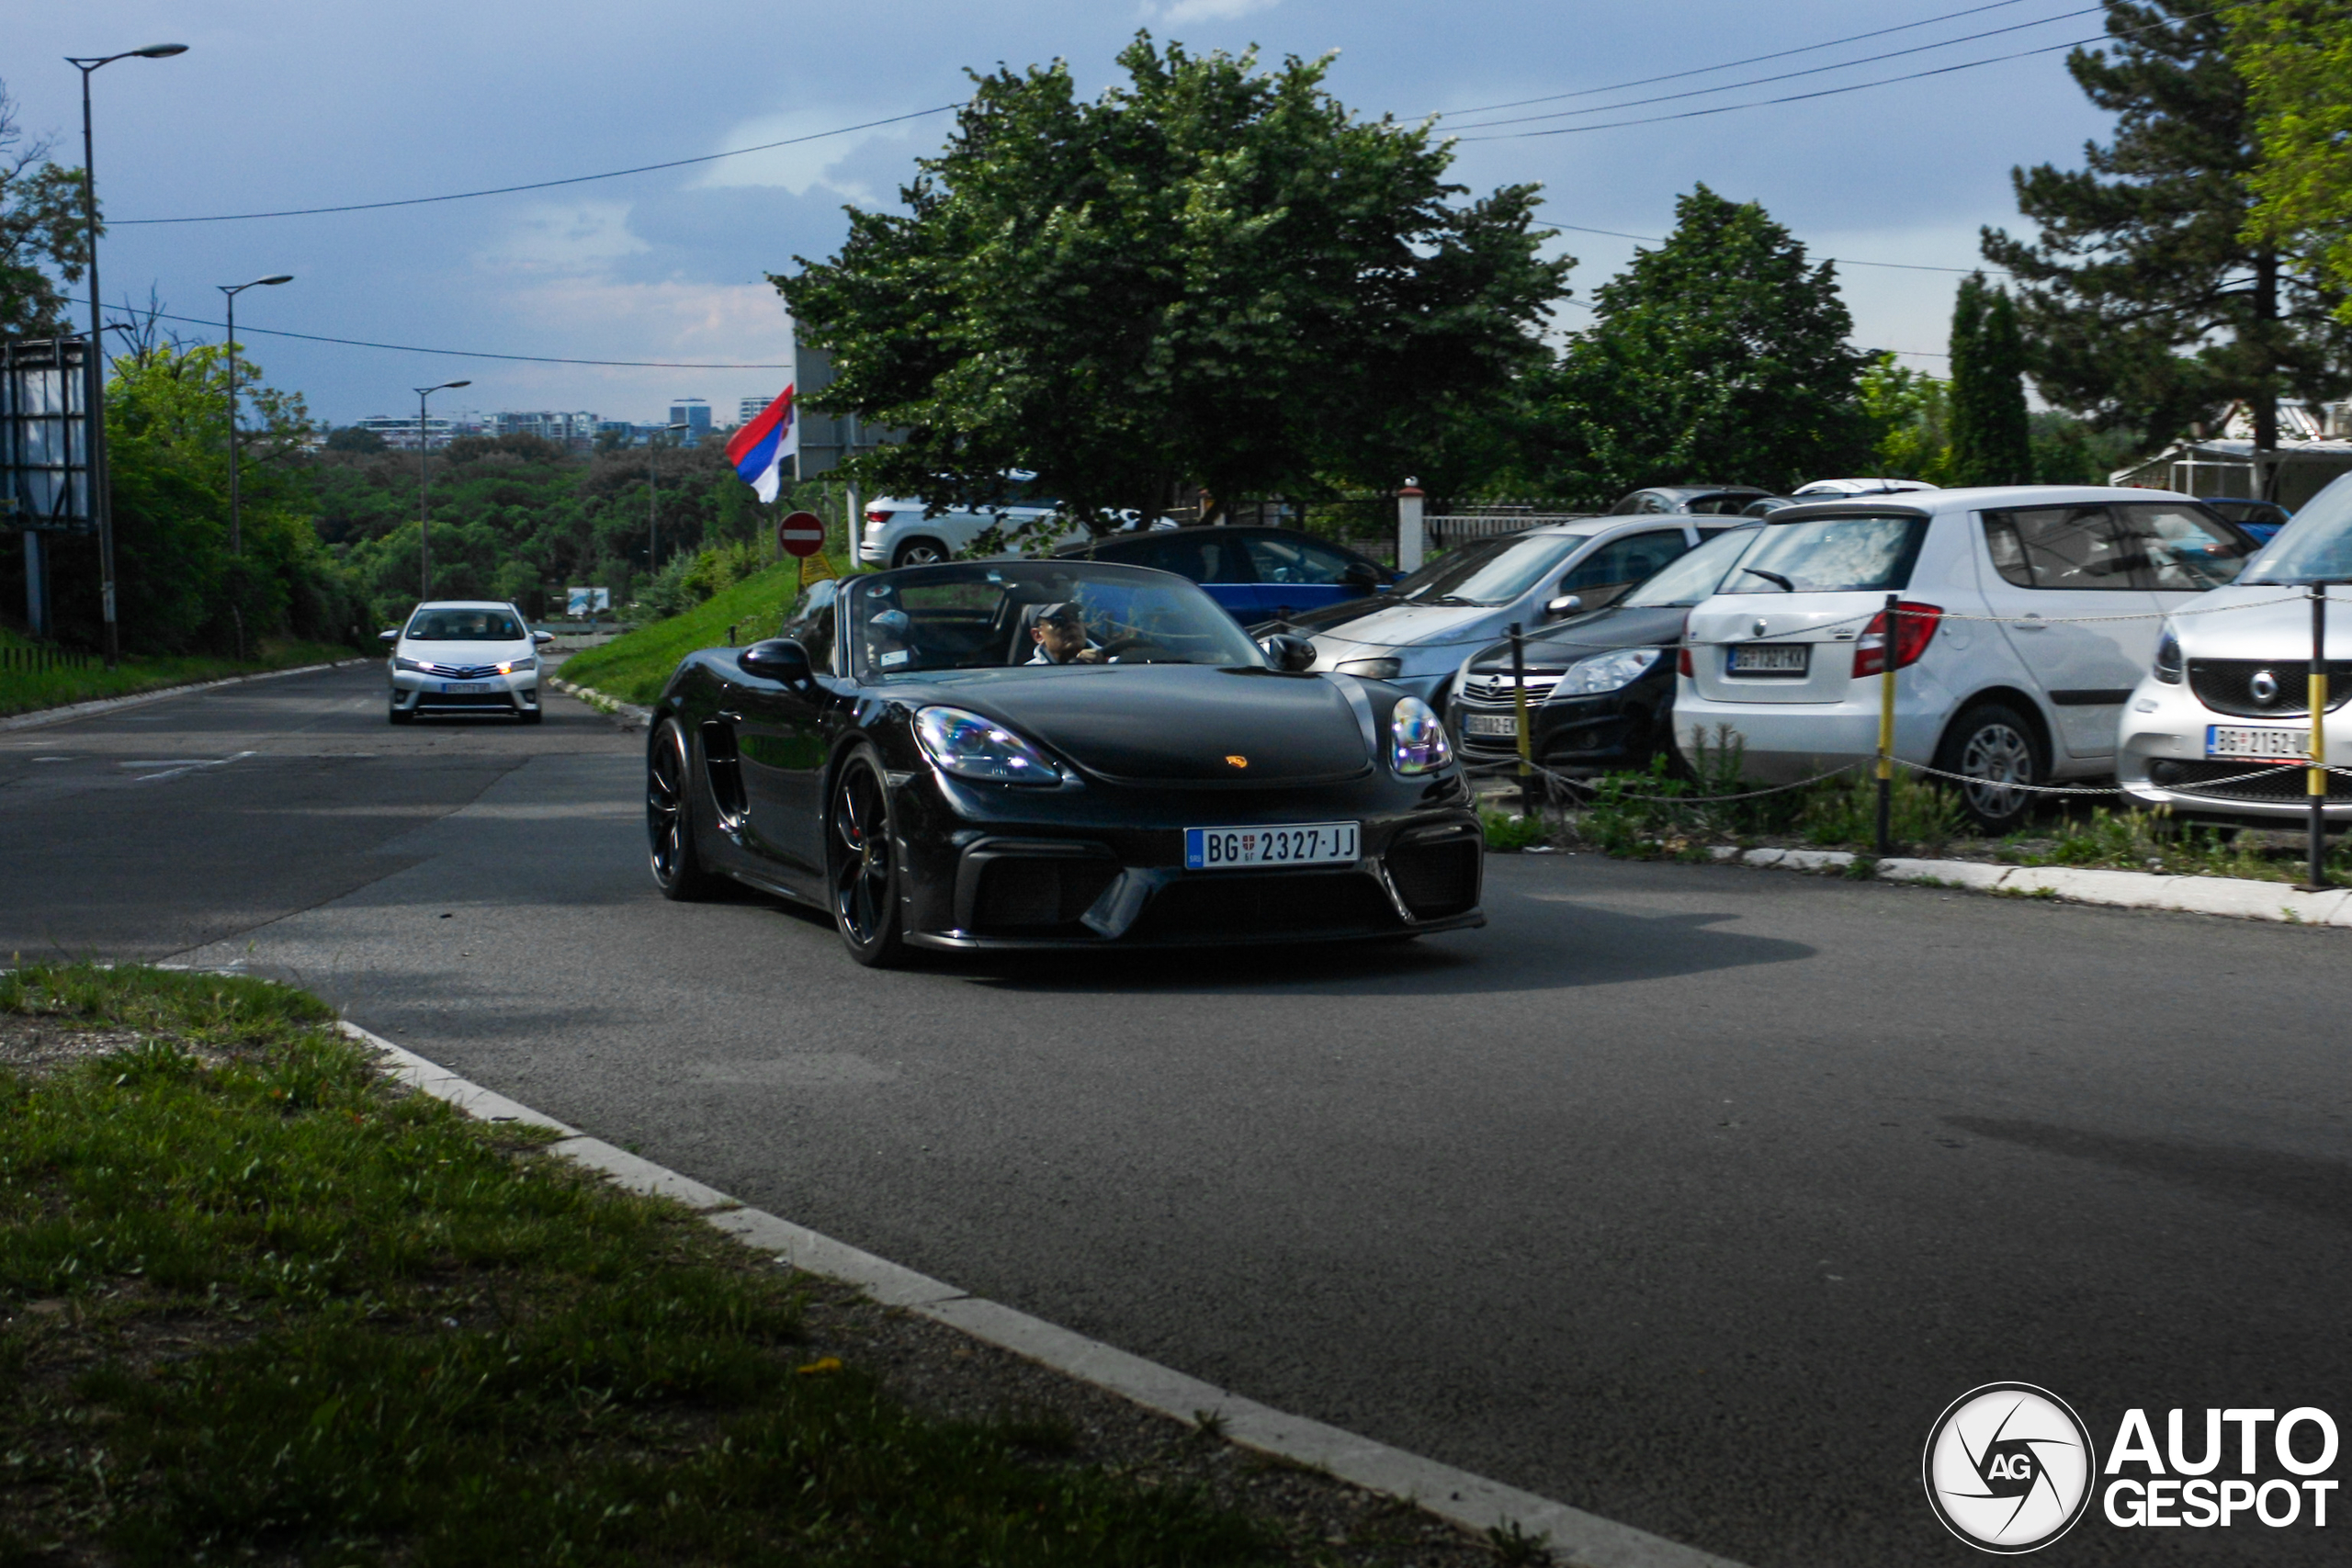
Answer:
[865, 507, 895, 526]
[1677, 614, 1694, 677]
[1852, 602, 1943, 679]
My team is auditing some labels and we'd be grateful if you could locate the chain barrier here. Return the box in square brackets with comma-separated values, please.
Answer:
[1465, 757, 2326, 807]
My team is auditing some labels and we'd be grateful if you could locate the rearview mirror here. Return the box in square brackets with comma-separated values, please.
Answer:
[1544, 594, 1584, 619]
[378, 628, 400, 645]
[1341, 560, 1382, 591]
[739, 637, 813, 684]
[1260, 633, 1317, 673]
[532, 630, 554, 646]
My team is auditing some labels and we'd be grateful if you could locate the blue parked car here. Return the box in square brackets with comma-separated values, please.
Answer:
[1053, 525, 1394, 624]
[2199, 497, 2291, 542]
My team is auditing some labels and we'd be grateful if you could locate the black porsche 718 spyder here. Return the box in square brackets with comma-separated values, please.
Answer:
[644, 559, 1485, 964]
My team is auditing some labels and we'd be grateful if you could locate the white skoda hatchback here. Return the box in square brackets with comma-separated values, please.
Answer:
[384, 600, 551, 724]
[1674, 487, 2256, 827]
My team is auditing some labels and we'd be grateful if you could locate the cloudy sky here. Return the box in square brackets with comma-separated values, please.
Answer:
[14, 0, 2120, 429]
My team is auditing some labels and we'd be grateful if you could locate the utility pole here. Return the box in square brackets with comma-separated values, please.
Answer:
[413, 380, 470, 599]
[219, 276, 292, 559]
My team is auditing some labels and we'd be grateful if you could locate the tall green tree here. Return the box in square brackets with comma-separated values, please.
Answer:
[0, 80, 94, 338]
[1859, 354, 1955, 484]
[1983, 1, 2350, 483]
[2233, 0, 2352, 319]
[779, 34, 1570, 528]
[1947, 274, 2034, 486]
[1523, 185, 1871, 502]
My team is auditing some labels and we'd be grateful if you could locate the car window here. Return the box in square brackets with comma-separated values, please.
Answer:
[1102, 533, 1253, 583]
[1638, 492, 1675, 514]
[1981, 506, 2139, 591]
[405, 608, 524, 640]
[778, 580, 838, 671]
[1622, 526, 1760, 606]
[845, 562, 1262, 676]
[2111, 502, 2253, 591]
[1561, 530, 1692, 592]
[1606, 492, 1646, 515]
[2244, 471, 2352, 583]
[1739, 513, 1928, 593]
[1244, 535, 1357, 586]
[1687, 493, 1758, 515]
[1401, 533, 1590, 606]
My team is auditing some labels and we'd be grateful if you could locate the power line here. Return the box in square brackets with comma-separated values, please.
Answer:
[1442, 6, 2101, 132]
[116, 104, 957, 226]
[1532, 220, 2009, 277]
[1426, 0, 2045, 119]
[118, 309, 789, 368]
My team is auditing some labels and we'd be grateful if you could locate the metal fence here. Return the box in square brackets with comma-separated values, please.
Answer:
[0, 337, 93, 534]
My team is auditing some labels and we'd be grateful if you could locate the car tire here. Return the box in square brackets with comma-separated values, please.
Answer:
[518, 705, 544, 725]
[388, 699, 413, 726]
[827, 746, 910, 967]
[1933, 700, 2045, 831]
[892, 538, 947, 569]
[647, 718, 720, 901]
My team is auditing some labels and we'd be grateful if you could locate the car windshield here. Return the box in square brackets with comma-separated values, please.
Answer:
[406, 608, 523, 640]
[1621, 527, 1762, 607]
[843, 561, 1264, 678]
[2242, 473, 2352, 584]
[1733, 512, 1928, 593]
[1395, 533, 1589, 607]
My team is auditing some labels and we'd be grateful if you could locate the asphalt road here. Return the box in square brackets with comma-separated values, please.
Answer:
[5, 663, 2346, 1567]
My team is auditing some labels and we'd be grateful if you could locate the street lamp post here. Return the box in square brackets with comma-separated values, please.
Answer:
[414, 380, 470, 599]
[650, 421, 688, 579]
[66, 41, 187, 668]
[219, 275, 292, 558]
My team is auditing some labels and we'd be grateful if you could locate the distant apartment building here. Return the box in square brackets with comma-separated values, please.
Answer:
[489, 411, 600, 448]
[739, 393, 783, 427]
[668, 398, 712, 447]
[352, 412, 468, 451]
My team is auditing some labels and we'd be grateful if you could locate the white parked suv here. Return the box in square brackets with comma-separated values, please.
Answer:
[860, 473, 1178, 566]
[2120, 470, 2352, 821]
[1674, 486, 2255, 827]
[383, 600, 551, 725]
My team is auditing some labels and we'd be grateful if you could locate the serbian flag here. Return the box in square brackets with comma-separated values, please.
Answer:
[726, 385, 797, 503]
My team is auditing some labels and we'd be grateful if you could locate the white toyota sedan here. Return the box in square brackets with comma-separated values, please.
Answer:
[383, 600, 551, 725]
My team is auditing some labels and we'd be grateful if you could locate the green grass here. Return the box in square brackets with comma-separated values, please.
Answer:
[0, 630, 356, 719]
[559, 560, 811, 704]
[0, 964, 1274, 1567]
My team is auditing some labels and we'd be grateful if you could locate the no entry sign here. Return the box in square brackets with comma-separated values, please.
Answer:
[777, 510, 826, 558]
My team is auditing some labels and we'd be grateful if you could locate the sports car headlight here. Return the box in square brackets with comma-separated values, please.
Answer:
[1557, 647, 1662, 696]
[2153, 626, 2183, 684]
[915, 705, 1062, 784]
[394, 656, 429, 672]
[1337, 657, 1403, 680]
[1389, 695, 1452, 775]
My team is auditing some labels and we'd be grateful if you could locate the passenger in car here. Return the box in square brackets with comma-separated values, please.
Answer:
[1026, 602, 1106, 664]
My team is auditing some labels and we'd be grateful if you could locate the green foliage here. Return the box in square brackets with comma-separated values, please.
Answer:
[0, 82, 90, 338]
[782, 33, 1569, 528]
[1947, 274, 2034, 486]
[1984, 1, 2351, 454]
[560, 558, 808, 703]
[322, 423, 385, 453]
[1793, 771, 1967, 854]
[1480, 807, 1551, 852]
[1526, 185, 1872, 502]
[1859, 354, 1954, 483]
[2234, 0, 2352, 321]
[639, 538, 772, 619]
[2007, 803, 2352, 880]
[2030, 408, 2145, 484]
[0, 625, 352, 718]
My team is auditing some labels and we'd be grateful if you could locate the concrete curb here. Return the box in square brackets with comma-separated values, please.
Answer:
[1707, 844, 2352, 926]
[341, 1019, 1746, 1568]
[548, 677, 652, 729]
[0, 658, 372, 733]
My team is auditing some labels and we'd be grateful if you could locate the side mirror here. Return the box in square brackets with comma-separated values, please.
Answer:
[1341, 560, 1382, 591]
[739, 637, 813, 684]
[1545, 594, 1584, 619]
[379, 628, 401, 645]
[1260, 633, 1317, 673]
[532, 630, 554, 646]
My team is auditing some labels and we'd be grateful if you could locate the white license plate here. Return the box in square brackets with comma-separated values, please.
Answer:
[441, 682, 493, 694]
[1184, 821, 1359, 871]
[1730, 643, 1809, 673]
[1464, 713, 1517, 738]
[2207, 725, 2312, 760]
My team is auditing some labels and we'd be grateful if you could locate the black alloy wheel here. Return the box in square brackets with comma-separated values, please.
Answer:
[892, 538, 947, 569]
[828, 748, 908, 966]
[647, 719, 718, 900]
[1934, 700, 2045, 830]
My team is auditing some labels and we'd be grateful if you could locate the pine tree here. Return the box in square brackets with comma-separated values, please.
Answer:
[1947, 275, 2034, 486]
[1982, 1, 2350, 489]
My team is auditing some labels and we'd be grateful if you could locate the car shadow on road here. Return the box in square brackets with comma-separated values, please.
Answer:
[1946, 1116, 2352, 1228]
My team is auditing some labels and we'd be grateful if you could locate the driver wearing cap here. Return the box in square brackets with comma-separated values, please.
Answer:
[1026, 602, 1107, 665]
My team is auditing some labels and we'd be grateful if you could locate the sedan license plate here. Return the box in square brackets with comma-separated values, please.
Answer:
[1729, 643, 1809, 673]
[1463, 713, 1517, 738]
[440, 682, 492, 694]
[2207, 725, 2311, 761]
[1184, 821, 1359, 871]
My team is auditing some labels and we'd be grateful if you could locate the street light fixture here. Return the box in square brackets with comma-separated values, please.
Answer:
[650, 421, 689, 578]
[66, 41, 189, 668]
[219, 275, 293, 558]
[414, 380, 470, 599]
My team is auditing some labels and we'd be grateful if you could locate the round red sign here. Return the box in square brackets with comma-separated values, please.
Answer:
[777, 510, 826, 558]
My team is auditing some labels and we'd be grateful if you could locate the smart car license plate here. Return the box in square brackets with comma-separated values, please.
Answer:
[1184, 822, 1359, 870]
[2207, 725, 2311, 760]
[1463, 714, 1517, 738]
[1729, 643, 1809, 673]
[441, 682, 492, 694]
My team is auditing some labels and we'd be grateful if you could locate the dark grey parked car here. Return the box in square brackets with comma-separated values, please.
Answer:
[1606, 485, 1776, 517]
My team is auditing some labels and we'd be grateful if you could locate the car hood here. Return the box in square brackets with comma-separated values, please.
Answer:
[399, 640, 534, 665]
[2174, 583, 2352, 659]
[913, 665, 1374, 785]
[1498, 604, 1691, 667]
[1309, 602, 1496, 656]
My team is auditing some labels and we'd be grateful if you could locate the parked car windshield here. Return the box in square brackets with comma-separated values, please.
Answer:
[405, 608, 524, 640]
[2242, 473, 2352, 584]
[1733, 513, 1928, 593]
[1620, 526, 1761, 607]
[1396, 532, 1591, 607]
[844, 561, 1264, 677]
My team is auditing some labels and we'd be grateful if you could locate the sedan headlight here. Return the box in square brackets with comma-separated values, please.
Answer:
[2154, 626, 2183, 684]
[394, 656, 429, 672]
[1557, 647, 1662, 697]
[1336, 657, 1403, 680]
[497, 656, 537, 674]
[915, 705, 1062, 784]
[1390, 695, 1452, 775]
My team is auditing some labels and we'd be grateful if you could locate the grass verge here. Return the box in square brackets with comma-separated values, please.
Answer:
[0, 633, 356, 720]
[560, 562, 810, 705]
[0, 964, 1283, 1566]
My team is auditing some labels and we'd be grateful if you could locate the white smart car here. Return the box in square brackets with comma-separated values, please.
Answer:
[382, 600, 551, 725]
[2120, 470, 2352, 821]
[1675, 486, 2256, 827]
